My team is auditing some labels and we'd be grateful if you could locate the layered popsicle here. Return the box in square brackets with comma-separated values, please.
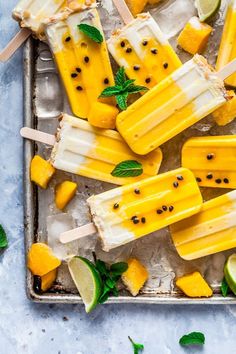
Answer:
[216, 0, 236, 87]
[107, 13, 182, 90]
[116, 55, 229, 155]
[182, 135, 236, 189]
[170, 190, 236, 260]
[21, 113, 163, 185]
[46, 9, 115, 118]
[87, 168, 202, 251]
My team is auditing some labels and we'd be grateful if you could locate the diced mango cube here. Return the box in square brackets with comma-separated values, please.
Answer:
[30, 155, 55, 189]
[125, 0, 148, 16]
[88, 102, 119, 129]
[28, 243, 61, 276]
[122, 258, 148, 296]
[212, 91, 236, 126]
[41, 269, 57, 292]
[176, 271, 213, 298]
[55, 181, 77, 210]
[177, 17, 212, 55]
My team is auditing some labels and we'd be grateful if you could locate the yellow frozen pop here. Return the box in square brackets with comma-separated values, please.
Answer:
[21, 113, 163, 185]
[216, 0, 236, 87]
[170, 190, 236, 260]
[60, 168, 203, 251]
[117, 55, 229, 155]
[46, 9, 115, 119]
[182, 135, 236, 189]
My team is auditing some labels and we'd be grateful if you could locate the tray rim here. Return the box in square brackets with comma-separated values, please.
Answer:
[23, 38, 236, 305]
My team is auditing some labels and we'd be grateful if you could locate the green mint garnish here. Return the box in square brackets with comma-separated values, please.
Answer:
[128, 336, 144, 354]
[111, 160, 143, 178]
[78, 24, 103, 43]
[179, 332, 205, 346]
[221, 277, 229, 297]
[0, 225, 8, 249]
[99, 67, 148, 110]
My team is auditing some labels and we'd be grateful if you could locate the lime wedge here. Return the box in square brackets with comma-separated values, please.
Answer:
[195, 0, 221, 22]
[68, 256, 102, 313]
[224, 253, 236, 295]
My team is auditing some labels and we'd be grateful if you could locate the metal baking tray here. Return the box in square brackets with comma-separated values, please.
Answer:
[24, 0, 236, 304]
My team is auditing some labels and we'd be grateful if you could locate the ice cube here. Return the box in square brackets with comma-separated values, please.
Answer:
[47, 213, 78, 260]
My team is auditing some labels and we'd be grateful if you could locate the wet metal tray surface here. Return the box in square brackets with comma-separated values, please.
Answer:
[24, 0, 236, 304]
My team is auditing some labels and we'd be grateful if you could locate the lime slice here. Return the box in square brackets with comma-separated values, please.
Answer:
[195, 0, 221, 22]
[68, 256, 102, 313]
[224, 253, 236, 295]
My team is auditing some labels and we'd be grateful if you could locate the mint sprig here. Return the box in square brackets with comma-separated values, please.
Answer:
[111, 160, 143, 178]
[179, 332, 205, 346]
[99, 67, 148, 110]
[0, 225, 8, 249]
[221, 277, 229, 297]
[78, 24, 103, 43]
[128, 336, 144, 354]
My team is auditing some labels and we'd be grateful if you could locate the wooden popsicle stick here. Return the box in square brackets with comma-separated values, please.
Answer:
[0, 28, 31, 62]
[113, 0, 134, 25]
[60, 223, 97, 244]
[20, 127, 56, 146]
[218, 58, 236, 80]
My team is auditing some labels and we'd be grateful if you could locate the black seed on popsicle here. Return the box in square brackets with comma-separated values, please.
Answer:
[113, 203, 119, 209]
[151, 48, 158, 54]
[196, 177, 202, 182]
[169, 206, 174, 212]
[162, 205, 168, 211]
[141, 217, 146, 224]
[84, 56, 90, 63]
[126, 48, 132, 53]
[173, 181, 179, 188]
[104, 78, 109, 84]
[215, 179, 222, 184]
[145, 77, 151, 83]
[142, 40, 148, 46]
[120, 41, 125, 47]
[65, 36, 71, 42]
[71, 73, 78, 78]
[76, 86, 83, 91]
[207, 153, 214, 160]
[133, 65, 140, 71]
[177, 175, 184, 181]
[224, 178, 229, 184]
[163, 62, 168, 69]
[134, 188, 140, 194]
[76, 67, 81, 73]
[157, 209, 163, 214]
[206, 173, 213, 179]
[132, 217, 140, 224]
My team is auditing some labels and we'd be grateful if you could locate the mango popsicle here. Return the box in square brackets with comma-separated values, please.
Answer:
[107, 13, 182, 90]
[86, 168, 202, 251]
[21, 113, 163, 185]
[116, 55, 229, 155]
[46, 9, 115, 119]
[216, 0, 236, 87]
[170, 190, 236, 260]
[182, 135, 236, 189]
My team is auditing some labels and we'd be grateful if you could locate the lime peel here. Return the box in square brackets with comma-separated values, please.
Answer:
[195, 0, 221, 22]
[224, 253, 236, 295]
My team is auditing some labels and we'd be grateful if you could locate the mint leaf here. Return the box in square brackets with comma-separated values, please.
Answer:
[221, 277, 229, 297]
[126, 85, 149, 94]
[128, 336, 144, 354]
[110, 262, 128, 275]
[111, 160, 143, 177]
[116, 93, 128, 110]
[99, 86, 122, 97]
[179, 332, 205, 346]
[0, 225, 8, 249]
[95, 260, 108, 276]
[78, 24, 103, 43]
[123, 79, 136, 90]
[115, 67, 126, 86]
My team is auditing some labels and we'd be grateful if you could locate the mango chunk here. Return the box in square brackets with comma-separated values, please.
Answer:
[55, 181, 77, 210]
[212, 91, 236, 126]
[177, 17, 212, 55]
[30, 155, 55, 189]
[125, 0, 148, 16]
[28, 243, 61, 276]
[122, 258, 148, 296]
[88, 102, 119, 129]
[41, 269, 57, 292]
[176, 271, 213, 298]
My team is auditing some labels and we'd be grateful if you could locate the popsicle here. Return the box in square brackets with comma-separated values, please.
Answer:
[216, 0, 236, 87]
[107, 0, 182, 89]
[116, 54, 234, 155]
[46, 9, 115, 119]
[59, 168, 203, 251]
[182, 135, 236, 189]
[170, 190, 236, 260]
[20, 113, 163, 185]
